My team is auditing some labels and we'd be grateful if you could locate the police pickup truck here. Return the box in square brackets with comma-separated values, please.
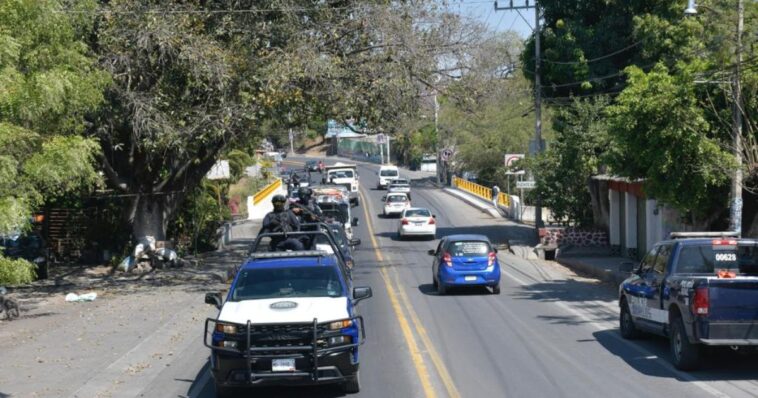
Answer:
[618, 232, 758, 370]
[204, 229, 371, 396]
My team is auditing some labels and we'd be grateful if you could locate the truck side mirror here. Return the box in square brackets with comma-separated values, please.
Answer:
[352, 217, 359, 227]
[350, 238, 362, 247]
[619, 262, 637, 274]
[427, 249, 436, 256]
[205, 292, 222, 309]
[353, 287, 372, 304]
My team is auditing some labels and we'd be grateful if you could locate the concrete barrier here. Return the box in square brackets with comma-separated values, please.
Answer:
[247, 179, 285, 220]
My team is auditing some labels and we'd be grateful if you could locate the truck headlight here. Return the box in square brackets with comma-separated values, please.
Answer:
[215, 323, 237, 334]
[328, 320, 353, 330]
[327, 336, 352, 346]
[221, 340, 238, 349]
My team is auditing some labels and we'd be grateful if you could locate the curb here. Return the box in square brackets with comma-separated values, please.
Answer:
[554, 256, 628, 286]
[441, 188, 501, 218]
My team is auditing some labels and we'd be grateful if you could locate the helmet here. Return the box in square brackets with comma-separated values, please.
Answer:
[298, 187, 312, 201]
[272, 194, 287, 212]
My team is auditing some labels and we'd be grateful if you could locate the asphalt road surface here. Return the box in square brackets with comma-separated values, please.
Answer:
[3, 156, 757, 398]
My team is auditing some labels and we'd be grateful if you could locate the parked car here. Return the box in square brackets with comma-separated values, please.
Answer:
[204, 250, 372, 396]
[388, 179, 411, 199]
[1, 231, 48, 279]
[618, 232, 758, 370]
[382, 193, 410, 217]
[397, 208, 436, 240]
[305, 160, 319, 172]
[428, 235, 501, 295]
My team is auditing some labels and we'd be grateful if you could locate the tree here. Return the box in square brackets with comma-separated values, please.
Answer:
[0, 0, 108, 283]
[529, 97, 610, 226]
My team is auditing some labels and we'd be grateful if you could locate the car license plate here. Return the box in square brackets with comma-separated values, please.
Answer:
[465, 276, 477, 282]
[272, 358, 296, 372]
[414, 222, 424, 226]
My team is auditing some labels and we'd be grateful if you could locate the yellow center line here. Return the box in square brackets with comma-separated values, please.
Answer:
[358, 189, 436, 398]
[389, 270, 462, 398]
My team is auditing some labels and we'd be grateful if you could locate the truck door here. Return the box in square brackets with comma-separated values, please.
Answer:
[646, 243, 673, 331]
[624, 246, 660, 331]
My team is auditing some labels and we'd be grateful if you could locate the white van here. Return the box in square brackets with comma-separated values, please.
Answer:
[377, 165, 399, 189]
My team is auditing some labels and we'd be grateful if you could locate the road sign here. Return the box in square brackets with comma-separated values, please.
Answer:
[376, 133, 386, 144]
[516, 180, 536, 189]
[504, 153, 526, 175]
[441, 148, 453, 161]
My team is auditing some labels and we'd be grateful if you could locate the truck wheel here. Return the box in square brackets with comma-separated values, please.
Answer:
[619, 299, 642, 339]
[343, 370, 361, 394]
[492, 284, 501, 295]
[670, 316, 702, 370]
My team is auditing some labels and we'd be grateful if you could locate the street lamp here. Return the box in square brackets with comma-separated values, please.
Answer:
[684, 0, 744, 235]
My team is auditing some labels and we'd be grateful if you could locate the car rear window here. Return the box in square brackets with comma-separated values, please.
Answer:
[231, 266, 343, 300]
[448, 241, 491, 257]
[676, 243, 758, 274]
[404, 209, 430, 217]
[380, 169, 398, 177]
[387, 195, 407, 203]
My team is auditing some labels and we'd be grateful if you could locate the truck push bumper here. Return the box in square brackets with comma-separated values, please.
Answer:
[205, 317, 364, 387]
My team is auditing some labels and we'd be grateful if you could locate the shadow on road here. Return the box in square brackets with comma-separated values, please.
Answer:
[417, 283, 492, 296]
[510, 278, 617, 305]
[592, 329, 758, 381]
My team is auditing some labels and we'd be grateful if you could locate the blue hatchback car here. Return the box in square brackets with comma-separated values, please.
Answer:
[429, 234, 501, 295]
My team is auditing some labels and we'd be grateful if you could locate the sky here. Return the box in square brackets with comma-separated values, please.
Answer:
[443, 0, 536, 39]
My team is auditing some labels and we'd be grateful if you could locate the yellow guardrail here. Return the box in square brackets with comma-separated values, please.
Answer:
[452, 176, 510, 207]
[253, 178, 282, 205]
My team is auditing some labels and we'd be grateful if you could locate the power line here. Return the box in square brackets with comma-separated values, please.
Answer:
[541, 41, 642, 65]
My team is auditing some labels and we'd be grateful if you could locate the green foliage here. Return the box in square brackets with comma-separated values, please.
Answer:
[606, 63, 733, 214]
[0, 0, 107, 237]
[529, 97, 610, 226]
[168, 180, 231, 254]
[0, 255, 36, 285]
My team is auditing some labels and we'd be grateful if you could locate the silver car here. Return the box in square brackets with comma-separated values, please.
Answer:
[388, 178, 411, 199]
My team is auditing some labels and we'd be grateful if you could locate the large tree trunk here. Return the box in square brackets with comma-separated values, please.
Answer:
[130, 195, 176, 241]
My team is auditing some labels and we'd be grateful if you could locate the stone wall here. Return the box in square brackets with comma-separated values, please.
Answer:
[539, 227, 609, 248]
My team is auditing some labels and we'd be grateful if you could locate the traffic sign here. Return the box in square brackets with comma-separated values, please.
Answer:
[504, 153, 526, 175]
[376, 133, 386, 144]
[441, 148, 453, 161]
[516, 180, 536, 189]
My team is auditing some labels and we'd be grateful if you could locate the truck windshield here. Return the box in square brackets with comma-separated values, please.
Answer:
[231, 266, 344, 301]
[380, 169, 398, 177]
[329, 170, 354, 178]
[677, 244, 758, 274]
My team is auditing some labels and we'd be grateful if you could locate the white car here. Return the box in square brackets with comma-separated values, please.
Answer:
[387, 178, 411, 199]
[382, 193, 410, 217]
[397, 208, 436, 239]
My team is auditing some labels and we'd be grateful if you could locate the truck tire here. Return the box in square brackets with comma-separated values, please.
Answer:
[670, 316, 702, 370]
[343, 370, 361, 394]
[492, 284, 501, 295]
[619, 299, 642, 339]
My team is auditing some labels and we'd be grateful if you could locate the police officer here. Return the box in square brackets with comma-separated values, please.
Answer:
[298, 187, 322, 220]
[260, 195, 303, 251]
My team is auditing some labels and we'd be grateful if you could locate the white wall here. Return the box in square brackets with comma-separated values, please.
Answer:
[247, 186, 286, 220]
[645, 199, 664, 249]
[625, 192, 637, 250]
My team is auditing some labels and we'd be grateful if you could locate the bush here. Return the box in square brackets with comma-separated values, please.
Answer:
[0, 255, 36, 285]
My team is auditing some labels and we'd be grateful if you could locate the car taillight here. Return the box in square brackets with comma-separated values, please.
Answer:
[428, 217, 436, 225]
[401, 218, 409, 225]
[442, 253, 452, 267]
[692, 287, 709, 316]
[488, 252, 496, 266]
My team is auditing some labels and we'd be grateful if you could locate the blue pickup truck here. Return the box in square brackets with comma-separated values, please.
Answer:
[618, 233, 758, 370]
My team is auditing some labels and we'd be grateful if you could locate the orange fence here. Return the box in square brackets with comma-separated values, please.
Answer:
[452, 176, 510, 207]
[253, 178, 282, 205]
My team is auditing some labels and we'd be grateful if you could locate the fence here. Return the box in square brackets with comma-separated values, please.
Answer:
[253, 178, 282, 205]
[452, 176, 510, 207]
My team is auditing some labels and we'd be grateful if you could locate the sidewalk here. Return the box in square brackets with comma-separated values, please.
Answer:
[554, 246, 633, 286]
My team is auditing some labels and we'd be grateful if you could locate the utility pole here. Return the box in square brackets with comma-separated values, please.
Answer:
[434, 90, 441, 185]
[731, 0, 744, 235]
[495, 0, 544, 230]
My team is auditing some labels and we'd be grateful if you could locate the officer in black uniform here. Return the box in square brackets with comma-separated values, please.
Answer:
[260, 195, 303, 251]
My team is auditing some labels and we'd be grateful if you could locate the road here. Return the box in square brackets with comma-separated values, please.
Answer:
[2, 157, 758, 398]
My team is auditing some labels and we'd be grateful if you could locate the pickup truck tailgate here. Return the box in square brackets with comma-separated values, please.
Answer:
[705, 278, 758, 341]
